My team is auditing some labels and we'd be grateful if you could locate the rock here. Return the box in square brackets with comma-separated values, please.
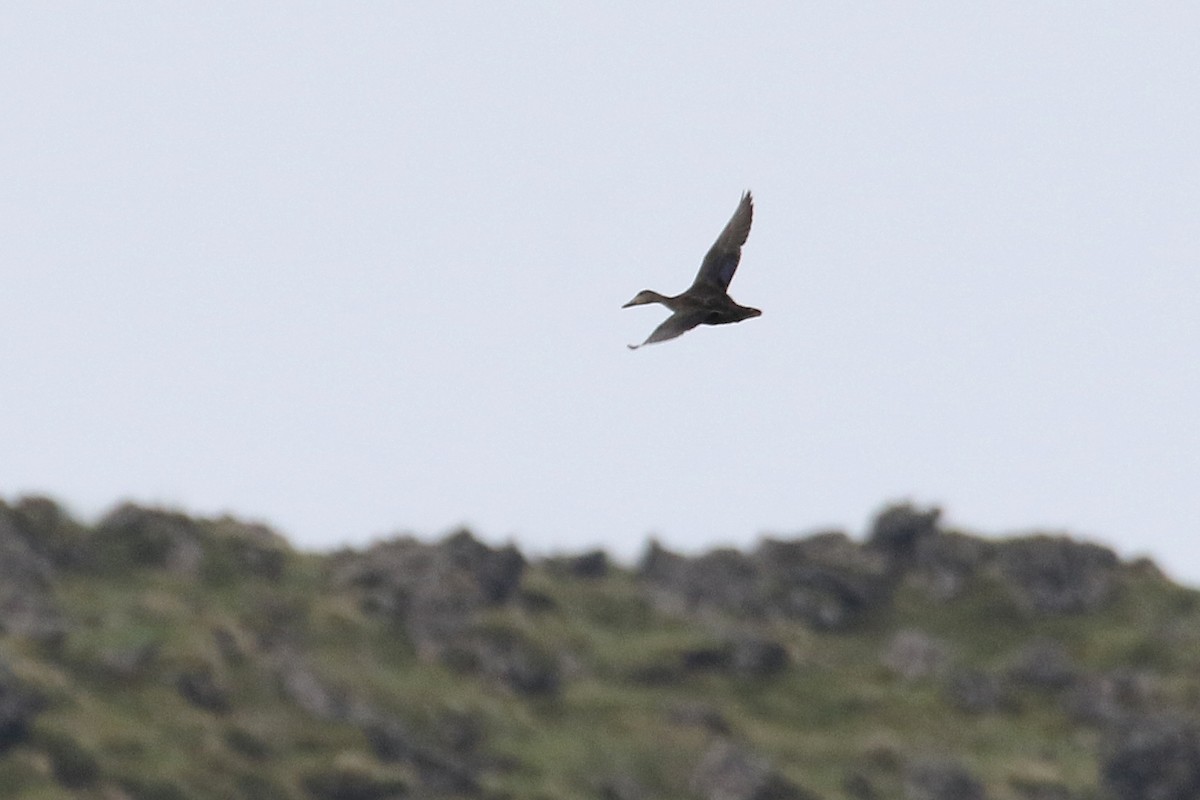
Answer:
[640, 542, 763, 617]
[691, 740, 819, 800]
[432, 708, 485, 755]
[4, 495, 88, 568]
[681, 643, 732, 672]
[867, 503, 941, 567]
[567, 549, 610, 579]
[208, 517, 291, 581]
[212, 626, 247, 666]
[756, 533, 893, 631]
[842, 769, 879, 800]
[1007, 776, 1075, 800]
[0, 662, 44, 752]
[363, 714, 482, 795]
[1102, 714, 1200, 800]
[904, 759, 986, 800]
[95, 639, 161, 682]
[640, 533, 894, 630]
[301, 762, 408, 800]
[667, 702, 732, 735]
[362, 716, 417, 762]
[0, 510, 64, 642]
[91, 503, 205, 576]
[176, 664, 231, 713]
[1006, 639, 1078, 691]
[882, 630, 951, 682]
[996, 535, 1119, 614]
[440, 529, 525, 604]
[35, 728, 100, 789]
[331, 530, 525, 657]
[596, 772, 647, 800]
[909, 532, 991, 600]
[467, 624, 561, 697]
[943, 667, 1012, 714]
[729, 636, 790, 679]
[1062, 669, 1157, 727]
[277, 657, 350, 721]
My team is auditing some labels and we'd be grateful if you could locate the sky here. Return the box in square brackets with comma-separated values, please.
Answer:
[2, 4, 1198, 583]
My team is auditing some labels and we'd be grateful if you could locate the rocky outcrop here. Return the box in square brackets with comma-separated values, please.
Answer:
[331, 529, 525, 655]
[995, 536, 1119, 614]
[640, 532, 893, 631]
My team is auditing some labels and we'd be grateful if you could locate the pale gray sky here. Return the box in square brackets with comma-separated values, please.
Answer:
[3, 4, 1198, 581]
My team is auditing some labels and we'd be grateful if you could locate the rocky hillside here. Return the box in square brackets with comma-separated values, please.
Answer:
[1, 497, 1199, 800]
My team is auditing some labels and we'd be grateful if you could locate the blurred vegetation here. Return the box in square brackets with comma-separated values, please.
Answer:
[0, 496, 1197, 799]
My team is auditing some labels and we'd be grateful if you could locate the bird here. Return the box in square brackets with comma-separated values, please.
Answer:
[622, 191, 760, 349]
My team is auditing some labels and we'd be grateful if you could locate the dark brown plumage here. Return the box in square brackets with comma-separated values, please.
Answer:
[622, 192, 760, 349]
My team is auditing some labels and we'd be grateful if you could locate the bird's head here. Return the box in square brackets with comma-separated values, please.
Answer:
[622, 290, 666, 308]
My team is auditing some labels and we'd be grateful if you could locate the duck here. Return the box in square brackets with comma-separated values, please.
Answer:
[622, 191, 760, 349]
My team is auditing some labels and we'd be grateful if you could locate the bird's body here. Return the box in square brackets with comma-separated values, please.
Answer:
[622, 191, 760, 349]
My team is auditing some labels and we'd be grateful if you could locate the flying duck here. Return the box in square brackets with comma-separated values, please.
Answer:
[622, 191, 760, 349]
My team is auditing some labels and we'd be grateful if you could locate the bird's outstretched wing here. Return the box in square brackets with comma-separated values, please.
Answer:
[690, 191, 753, 293]
[627, 309, 709, 349]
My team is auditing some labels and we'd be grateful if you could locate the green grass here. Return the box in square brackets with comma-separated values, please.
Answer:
[2, 506, 1200, 800]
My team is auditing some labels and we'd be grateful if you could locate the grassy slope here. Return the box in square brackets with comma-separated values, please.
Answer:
[2, 514, 1199, 800]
